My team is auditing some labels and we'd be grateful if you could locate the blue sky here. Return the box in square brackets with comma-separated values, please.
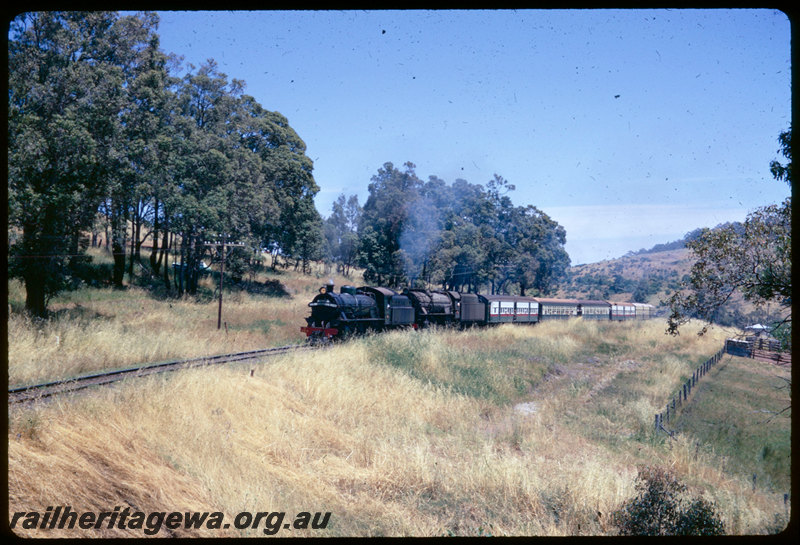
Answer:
[155, 9, 791, 265]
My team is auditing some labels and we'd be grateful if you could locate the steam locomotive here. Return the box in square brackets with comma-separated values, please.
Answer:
[301, 282, 654, 342]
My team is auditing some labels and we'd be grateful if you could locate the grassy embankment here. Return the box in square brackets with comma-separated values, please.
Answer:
[8, 288, 791, 537]
[7, 247, 360, 387]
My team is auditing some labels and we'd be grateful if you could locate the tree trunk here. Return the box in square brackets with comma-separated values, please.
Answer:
[150, 199, 160, 274]
[132, 205, 139, 261]
[20, 228, 48, 318]
[104, 210, 110, 250]
[23, 268, 47, 318]
[134, 214, 142, 261]
[128, 216, 135, 284]
[177, 235, 186, 295]
[111, 205, 126, 289]
[158, 228, 168, 273]
[162, 230, 171, 292]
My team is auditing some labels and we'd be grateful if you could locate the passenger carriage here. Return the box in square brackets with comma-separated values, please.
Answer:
[633, 303, 654, 320]
[609, 301, 636, 321]
[577, 299, 612, 320]
[479, 294, 517, 324]
[512, 297, 539, 324]
[478, 294, 540, 325]
[534, 298, 580, 320]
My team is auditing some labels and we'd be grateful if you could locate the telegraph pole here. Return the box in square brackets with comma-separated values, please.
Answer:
[205, 234, 245, 330]
[218, 237, 224, 329]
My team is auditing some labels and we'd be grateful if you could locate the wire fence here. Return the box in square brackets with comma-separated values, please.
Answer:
[655, 337, 792, 431]
[654, 346, 726, 432]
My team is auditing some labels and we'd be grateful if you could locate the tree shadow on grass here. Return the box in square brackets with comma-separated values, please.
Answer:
[231, 278, 291, 298]
[49, 304, 110, 323]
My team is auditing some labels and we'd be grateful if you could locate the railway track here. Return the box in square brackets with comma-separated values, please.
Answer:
[8, 344, 314, 405]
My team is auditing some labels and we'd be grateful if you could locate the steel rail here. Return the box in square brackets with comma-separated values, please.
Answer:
[8, 344, 314, 405]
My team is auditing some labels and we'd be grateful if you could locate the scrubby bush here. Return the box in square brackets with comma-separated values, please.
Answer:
[611, 466, 724, 535]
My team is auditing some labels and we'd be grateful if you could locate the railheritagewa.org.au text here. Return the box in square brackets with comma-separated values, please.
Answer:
[10, 506, 331, 535]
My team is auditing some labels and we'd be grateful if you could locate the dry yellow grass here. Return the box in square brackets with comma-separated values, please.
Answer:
[8, 319, 788, 537]
[7, 264, 362, 386]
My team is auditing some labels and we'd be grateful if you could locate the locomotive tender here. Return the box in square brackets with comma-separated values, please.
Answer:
[301, 282, 654, 342]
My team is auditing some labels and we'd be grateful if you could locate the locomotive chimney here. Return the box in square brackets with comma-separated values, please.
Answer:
[326, 279, 335, 294]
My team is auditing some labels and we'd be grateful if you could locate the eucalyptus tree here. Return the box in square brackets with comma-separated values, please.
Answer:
[237, 99, 318, 272]
[416, 175, 569, 294]
[667, 127, 792, 345]
[170, 60, 239, 294]
[430, 178, 491, 291]
[112, 14, 176, 286]
[507, 205, 570, 296]
[167, 60, 321, 292]
[357, 162, 424, 286]
[8, 11, 161, 315]
[425, 176, 512, 293]
[324, 194, 361, 276]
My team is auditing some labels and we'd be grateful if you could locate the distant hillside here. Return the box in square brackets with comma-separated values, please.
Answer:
[554, 226, 713, 306]
[555, 248, 692, 306]
[621, 227, 707, 257]
[556, 243, 784, 329]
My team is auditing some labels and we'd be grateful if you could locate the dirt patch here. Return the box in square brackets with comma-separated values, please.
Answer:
[513, 401, 538, 415]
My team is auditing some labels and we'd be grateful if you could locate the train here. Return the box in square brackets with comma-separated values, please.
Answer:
[301, 282, 654, 342]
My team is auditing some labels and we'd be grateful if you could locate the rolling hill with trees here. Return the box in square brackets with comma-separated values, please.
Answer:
[555, 222, 789, 334]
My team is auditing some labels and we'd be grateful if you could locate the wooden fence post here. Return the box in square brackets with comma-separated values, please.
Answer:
[654, 344, 726, 430]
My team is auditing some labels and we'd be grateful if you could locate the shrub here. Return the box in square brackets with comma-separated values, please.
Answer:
[611, 466, 724, 536]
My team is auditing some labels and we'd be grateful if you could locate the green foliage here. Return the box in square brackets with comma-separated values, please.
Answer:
[357, 162, 424, 286]
[666, 199, 791, 338]
[667, 127, 792, 342]
[356, 164, 570, 293]
[611, 466, 724, 536]
[8, 11, 160, 315]
[8, 12, 324, 313]
[324, 194, 362, 277]
[769, 125, 791, 185]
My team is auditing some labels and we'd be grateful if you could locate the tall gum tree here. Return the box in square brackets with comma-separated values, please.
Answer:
[8, 11, 160, 315]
